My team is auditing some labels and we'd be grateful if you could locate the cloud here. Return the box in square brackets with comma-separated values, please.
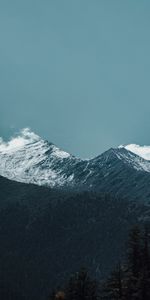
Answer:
[123, 144, 150, 161]
[0, 128, 40, 153]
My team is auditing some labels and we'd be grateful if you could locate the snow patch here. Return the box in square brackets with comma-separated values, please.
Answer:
[51, 145, 70, 159]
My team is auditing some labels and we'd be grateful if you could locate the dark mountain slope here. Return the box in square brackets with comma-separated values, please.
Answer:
[0, 176, 149, 300]
[86, 148, 150, 203]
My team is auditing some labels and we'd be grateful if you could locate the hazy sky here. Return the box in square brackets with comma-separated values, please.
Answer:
[1, 0, 150, 158]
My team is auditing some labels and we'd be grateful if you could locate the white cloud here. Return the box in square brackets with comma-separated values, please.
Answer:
[123, 144, 150, 161]
[0, 128, 40, 153]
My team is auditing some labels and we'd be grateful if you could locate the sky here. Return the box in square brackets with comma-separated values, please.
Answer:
[0, 0, 150, 158]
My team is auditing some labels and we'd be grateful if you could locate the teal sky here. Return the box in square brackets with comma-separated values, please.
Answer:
[1, 0, 150, 158]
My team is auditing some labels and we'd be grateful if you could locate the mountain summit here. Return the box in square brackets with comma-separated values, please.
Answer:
[0, 128, 75, 186]
[1, 129, 150, 201]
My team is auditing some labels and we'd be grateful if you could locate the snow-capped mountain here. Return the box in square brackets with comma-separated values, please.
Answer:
[1, 128, 150, 201]
[0, 128, 80, 187]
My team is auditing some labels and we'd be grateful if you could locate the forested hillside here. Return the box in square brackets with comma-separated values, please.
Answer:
[49, 226, 150, 300]
[0, 176, 149, 299]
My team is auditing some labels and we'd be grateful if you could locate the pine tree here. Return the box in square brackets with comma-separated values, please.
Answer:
[100, 263, 124, 300]
[127, 225, 142, 277]
[139, 226, 150, 300]
[65, 268, 98, 300]
[49, 289, 57, 300]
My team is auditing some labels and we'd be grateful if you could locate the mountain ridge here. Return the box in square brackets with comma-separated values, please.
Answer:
[1, 129, 150, 203]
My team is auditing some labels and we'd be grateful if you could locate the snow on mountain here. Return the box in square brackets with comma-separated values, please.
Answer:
[0, 128, 76, 186]
[1, 128, 150, 189]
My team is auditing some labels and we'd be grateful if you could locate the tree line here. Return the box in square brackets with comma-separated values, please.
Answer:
[49, 225, 150, 300]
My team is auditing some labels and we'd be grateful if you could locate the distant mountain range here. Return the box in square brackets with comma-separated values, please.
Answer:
[1, 128, 150, 202]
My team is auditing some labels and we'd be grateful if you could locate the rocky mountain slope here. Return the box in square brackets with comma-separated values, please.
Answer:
[1, 129, 150, 202]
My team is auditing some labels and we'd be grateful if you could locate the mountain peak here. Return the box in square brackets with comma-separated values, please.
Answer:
[0, 128, 73, 186]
